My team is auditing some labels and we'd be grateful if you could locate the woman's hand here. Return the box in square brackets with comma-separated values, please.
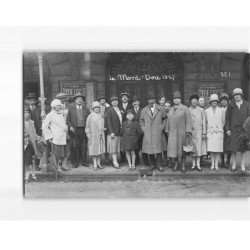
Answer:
[110, 133, 115, 138]
[226, 130, 231, 136]
[70, 127, 74, 133]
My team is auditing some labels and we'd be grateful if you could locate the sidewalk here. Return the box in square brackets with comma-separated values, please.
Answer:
[35, 153, 250, 182]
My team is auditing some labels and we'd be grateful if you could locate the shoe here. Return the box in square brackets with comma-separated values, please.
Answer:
[73, 163, 79, 168]
[242, 170, 246, 175]
[82, 162, 89, 167]
[93, 166, 97, 171]
[35, 165, 41, 171]
[197, 166, 202, 172]
[191, 165, 196, 170]
[231, 168, 236, 172]
[113, 162, 120, 169]
[97, 164, 104, 169]
[225, 162, 230, 169]
[31, 175, 37, 181]
[61, 166, 69, 171]
[131, 166, 136, 171]
[57, 168, 64, 174]
[158, 167, 164, 172]
[215, 166, 219, 171]
[210, 166, 215, 171]
[182, 168, 186, 174]
[220, 163, 225, 168]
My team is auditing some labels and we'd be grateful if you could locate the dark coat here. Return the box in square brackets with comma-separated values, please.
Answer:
[105, 107, 122, 136]
[28, 105, 50, 136]
[66, 104, 90, 130]
[121, 120, 142, 150]
[132, 107, 142, 123]
[225, 100, 250, 152]
[119, 102, 133, 121]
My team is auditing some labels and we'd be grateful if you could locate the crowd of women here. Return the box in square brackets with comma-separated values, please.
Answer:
[24, 87, 250, 182]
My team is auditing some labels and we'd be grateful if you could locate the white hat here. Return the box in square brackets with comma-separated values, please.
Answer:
[92, 101, 100, 109]
[51, 99, 62, 108]
[232, 88, 243, 96]
[209, 94, 219, 103]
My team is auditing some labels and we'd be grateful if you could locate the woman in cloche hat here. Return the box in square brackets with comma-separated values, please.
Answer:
[225, 88, 250, 174]
[85, 101, 105, 171]
[205, 94, 225, 171]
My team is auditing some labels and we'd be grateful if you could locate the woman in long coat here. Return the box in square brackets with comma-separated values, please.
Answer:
[189, 94, 207, 171]
[166, 91, 193, 173]
[225, 88, 250, 174]
[140, 92, 167, 172]
[105, 96, 122, 169]
[205, 94, 225, 171]
[85, 101, 105, 171]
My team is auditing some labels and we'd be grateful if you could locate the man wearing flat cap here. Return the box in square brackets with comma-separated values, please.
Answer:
[140, 91, 167, 172]
[66, 91, 90, 168]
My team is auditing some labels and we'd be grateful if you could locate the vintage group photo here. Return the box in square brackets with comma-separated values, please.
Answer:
[23, 52, 250, 198]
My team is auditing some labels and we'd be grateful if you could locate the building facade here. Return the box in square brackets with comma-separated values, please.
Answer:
[23, 52, 250, 107]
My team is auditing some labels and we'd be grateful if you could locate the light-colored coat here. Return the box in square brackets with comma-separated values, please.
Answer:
[205, 106, 225, 152]
[140, 104, 167, 154]
[189, 106, 207, 156]
[42, 110, 68, 145]
[166, 104, 193, 159]
[85, 112, 105, 156]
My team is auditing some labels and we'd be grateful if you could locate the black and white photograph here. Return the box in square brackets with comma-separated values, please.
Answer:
[23, 51, 250, 198]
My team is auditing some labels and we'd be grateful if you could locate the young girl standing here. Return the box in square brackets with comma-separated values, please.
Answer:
[121, 110, 142, 171]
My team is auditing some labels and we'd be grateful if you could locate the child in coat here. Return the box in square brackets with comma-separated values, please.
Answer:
[121, 110, 142, 171]
[24, 107, 41, 183]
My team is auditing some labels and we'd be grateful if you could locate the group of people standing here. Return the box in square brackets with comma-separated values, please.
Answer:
[24, 87, 250, 182]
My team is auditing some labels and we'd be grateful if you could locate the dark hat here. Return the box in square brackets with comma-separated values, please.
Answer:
[189, 93, 200, 102]
[56, 93, 67, 100]
[146, 91, 157, 99]
[173, 91, 182, 99]
[110, 96, 119, 102]
[132, 95, 140, 102]
[126, 109, 134, 115]
[120, 92, 131, 99]
[26, 93, 37, 100]
[73, 91, 85, 101]
[220, 93, 229, 101]
[98, 95, 107, 101]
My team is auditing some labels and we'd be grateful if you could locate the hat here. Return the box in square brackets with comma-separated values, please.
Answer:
[198, 97, 205, 101]
[73, 91, 85, 101]
[26, 93, 37, 100]
[209, 94, 219, 103]
[126, 109, 134, 115]
[173, 91, 182, 99]
[51, 99, 62, 108]
[132, 95, 140, 102]
[220, 93, 229, 101]
[98, 95, 107, 101]
[120, 92, 131, 99]
[110, 96, 119, 102]
[146, 92, 157, 99]
[232, 88, 243, 97]
[92, 101, 100, 109]
[56, 93, 67, 100]
[189, 93, 199, 102]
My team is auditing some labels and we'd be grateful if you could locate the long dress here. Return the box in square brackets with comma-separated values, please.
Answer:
[189, 106, 207, 157]
[205, 106, 225, 153]
[166, 103, 193, 159]
[85, 112, 105, 156]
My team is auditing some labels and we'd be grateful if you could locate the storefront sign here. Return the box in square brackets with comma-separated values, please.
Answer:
[109, 74, 176, 82]
[60, 80, 86, 98]
[197, 82, 224, 102]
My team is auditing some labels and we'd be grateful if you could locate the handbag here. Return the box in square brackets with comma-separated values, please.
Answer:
[183, 133, 196, 155]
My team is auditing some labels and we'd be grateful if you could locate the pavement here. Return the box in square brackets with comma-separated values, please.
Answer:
[24, 153, 250, 198]
[33, 152, 250, 182]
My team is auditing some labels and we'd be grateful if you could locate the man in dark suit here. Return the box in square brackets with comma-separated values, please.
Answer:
[131, 95, 143, 165]
[66, 92, 90, 168]
[119, 92, 133, 121]
[118, 92, 133, 163]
